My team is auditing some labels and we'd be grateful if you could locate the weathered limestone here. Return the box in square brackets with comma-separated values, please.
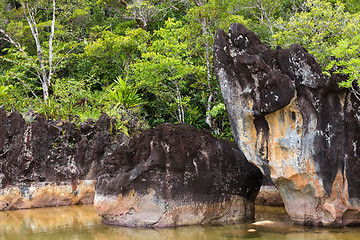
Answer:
[214, 23, 360, 226]
[94, 123, 263, 227]
[0, 108, 119, 210]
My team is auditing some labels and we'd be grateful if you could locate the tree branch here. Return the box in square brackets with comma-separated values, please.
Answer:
[0, 28, 28, 56]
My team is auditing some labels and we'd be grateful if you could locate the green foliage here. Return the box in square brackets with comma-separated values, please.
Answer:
[78, 27, 150, 83]
[0, 67, 39, 112]
[101, 75, 148, 136]
[327, 0, 360, 13]
[273, 0, 360, 66]
[131, 18, 205, 124]
[185, 0, 247, 137]
[104, 76, 144, 109]
[124, 0, 190, 30]
[4, 0, 335, 139]
[0, 84, 12, 98]
[105, 106, 148, 137]
[273, 0, 360, 93]
[187, 0, 249, 30]
[208, 103, 226, 119]
[104, 77, 147, 136]
[238, 0, 283, 41]
[32, 77, 101, 120]
[326, 34, 360, 89]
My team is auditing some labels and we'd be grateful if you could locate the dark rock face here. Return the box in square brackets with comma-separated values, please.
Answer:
[214, 23, 360, 226]
[94, 123, 263, 227]
[0, 108, 119, 210]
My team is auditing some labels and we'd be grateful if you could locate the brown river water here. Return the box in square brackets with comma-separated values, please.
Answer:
[0, 205, 360, 240]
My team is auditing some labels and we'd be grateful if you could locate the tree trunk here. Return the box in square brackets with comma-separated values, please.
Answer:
[175, 83, 184, 123]
[198, 1, 220, 134]
[201, 18, 213, 128]
[23, 1, 57, 102]
[48, 0, 56, 87]
[42, 81, 49, 102]
[24, 2, 49, 101]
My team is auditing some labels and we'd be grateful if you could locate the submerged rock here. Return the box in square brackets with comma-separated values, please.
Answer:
[94, 123, 263, 228]
[0, 108, 119, 210]
[214, 23, 360, 226]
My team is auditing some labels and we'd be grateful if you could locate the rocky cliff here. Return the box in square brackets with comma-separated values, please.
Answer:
[214, 23, 360, 226]
[0, 108, 121, 210]
[94, 123, 263, 227]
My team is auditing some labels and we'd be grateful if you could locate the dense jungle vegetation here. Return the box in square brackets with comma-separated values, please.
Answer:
[1, 0, 360, 138]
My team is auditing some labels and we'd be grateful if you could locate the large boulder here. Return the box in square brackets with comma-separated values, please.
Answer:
[0, 108, 119, 210]
[214, 23, 360, 226]
[94, 123, 263, 228]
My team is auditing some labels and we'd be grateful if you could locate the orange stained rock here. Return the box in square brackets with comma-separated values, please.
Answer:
[95, 193, 140, 214]
[324, 169, 350, 218]
[288, 174, 314, 191]
[0, 180, 95, 211]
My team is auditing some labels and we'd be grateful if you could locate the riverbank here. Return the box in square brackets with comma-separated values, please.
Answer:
[1, 205, 359, 240]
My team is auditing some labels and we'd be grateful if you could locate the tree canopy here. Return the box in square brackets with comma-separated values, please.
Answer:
[1, 0, 360, 138]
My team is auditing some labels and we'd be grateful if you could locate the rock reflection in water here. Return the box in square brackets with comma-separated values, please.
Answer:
[0, 205, 100, 232]
[0, 205, 360, 240]
[96, 226, 357, 240]
[95, 225, 261, 240]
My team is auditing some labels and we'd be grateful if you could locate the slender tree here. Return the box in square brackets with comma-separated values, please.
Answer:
[23, 0, 56, 101]
[0, 0, 73, 102]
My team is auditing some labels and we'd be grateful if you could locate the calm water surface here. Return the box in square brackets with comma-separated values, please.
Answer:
[0, 205, 359, 240]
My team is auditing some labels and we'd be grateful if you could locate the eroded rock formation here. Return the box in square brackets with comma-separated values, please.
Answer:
[0, 108, 121, 210]
[94, 123, 263, 227]
[214, 23, 360, 226]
